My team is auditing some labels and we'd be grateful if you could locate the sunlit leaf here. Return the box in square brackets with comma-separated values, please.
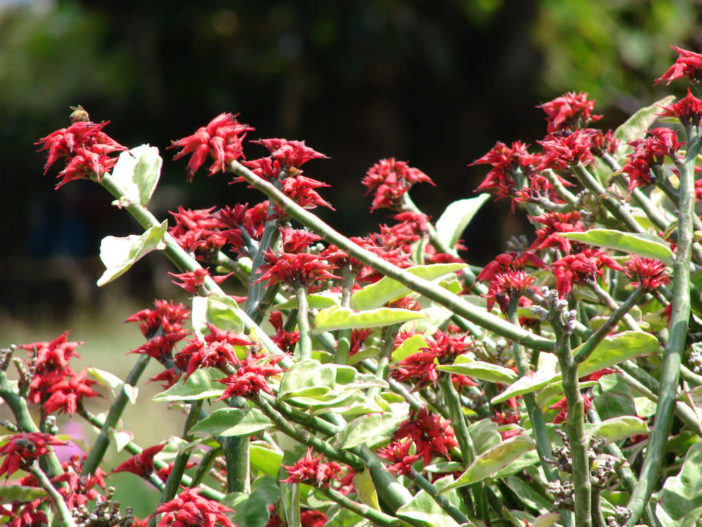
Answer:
[0, 485, 47, 501]
[577, 331, 660, 378]
[191, 408, 245, 435]
[97, 221, 167, 286]
[435, 195, 490, 249]
[153, 367, 224, 402]
[338, 412, 408, 450]
[659, 442, 702, 523]
[446, 435, 535, 488]
[438, 356, 518, 384]
[275, 294, 339, 310]
[588, 416, 648, 444]
[312, 306, 426, 333]
[351, 263, 466, 310]
[559, 229, 673, 265]
[391, 334, 429, 362]
[491, 369, 559, 405]
[250, 443, 284, 477]
[614, 95, 676, 146]
[110, 144, 162, 207]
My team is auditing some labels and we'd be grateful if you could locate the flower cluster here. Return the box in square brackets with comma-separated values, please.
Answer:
[127, 300, 190, 362]
[472, 141, 538, 201]
[155, 488, 236, 527]
[622, 128, 682, 192]
[362, 158, 434, 211]
[392, 407, 458, 465]
[176, 323, 254, 379]
[216, 353, 284, 399]
[0, 433, 66, 477]
[655, 46, 702, 85]
[625, 256, 670, 291]
[170, 112, 253, 180]
[538, 92, 602, 133]
[37, 118, 126, 188]
[256, 251, 338, 289]
[281, 448, 345, 488]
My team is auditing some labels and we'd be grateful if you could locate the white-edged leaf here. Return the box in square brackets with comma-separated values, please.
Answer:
[97, 220, 167, 286]
[110, 144, 162, 207]
[435, 194, 490, 249]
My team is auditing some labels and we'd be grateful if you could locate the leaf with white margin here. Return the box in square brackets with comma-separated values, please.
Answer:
[97, 220, 167, 286]
[435, 194, 490, 249]
[110, 144, 162, 207]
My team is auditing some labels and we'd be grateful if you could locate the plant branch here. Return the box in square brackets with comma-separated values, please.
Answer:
[28, 463, 77, 527]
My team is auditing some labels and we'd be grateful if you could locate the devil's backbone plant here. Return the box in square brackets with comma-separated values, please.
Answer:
[3, 46, 702, 527]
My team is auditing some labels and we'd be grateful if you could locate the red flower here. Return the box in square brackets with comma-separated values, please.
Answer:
[216, 354, 284, 399]
[300, 509, 327, 527]
[362, 158, 434, 211]
[41, 369, 100, 415]
[37, 120, 126, 189]
[394, 407, 458, 465]
[538, 129, 598, 171]
[622, 128, 683, 192]
[625, 256, 670, 291]
[659, 89, 702, 127]
[529, 211, 586, 254]
[472, 141, 539, 202]
[21, 331, 83, 374]
[377, 439, 421, 476]
[0, 433, 66, 477]
[169, 207, 241, 258]
[280, 175, 335, 211]
[255, 251, 338, 289]
[176, 324, 254, 379]
[551, 249, 623, 298]
[281, 448, 344, 487]
[390, 350, 438, 389]
[254, 138, 327, 169]
[269, 311, 300, 354]
[281, 228, 321, 253]
[538, 92, 601, 133]
[169, 268, 231, 294]
[478, 251, 545, 283]
[171, 113, 253, 181]
[112, 444, 166, 478]
[655, 46, 702, 86]
[485, 270, 535, 313]
[127, 300, 190, 338]
[155, 488, 236, 527]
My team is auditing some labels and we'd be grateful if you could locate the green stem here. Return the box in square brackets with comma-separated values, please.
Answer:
[573, 287, 645, 364]
[554, 330, 591, 527]
[572, 163, 644, 234]
[506, 299, 556, 482]
[159, 400, 203, 505]
[626, 125, 700, 526]
[230, 161, 554, 351]
[321, 487, 410, 526]
[409, 467, 471, 525]
[189, 446, 222, 488]
[295, 285, 311, 360]
[588, 280, 642, 333]
[29, 464, 77, 527]
[437, 372, 474, 466]
[82, 354, 151, 476]
[253, 394, 364, 470]
[246, 201, 281, 323]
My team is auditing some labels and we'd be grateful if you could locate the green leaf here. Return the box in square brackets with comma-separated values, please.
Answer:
[229, 476, 280, 527]
[614, 95, 676, 146]
[559, 229, 674, 265]
[577, 331, 660, 378]
[338, 411, 408, 450]
[435, 195, 490, 249]
[353, 468, 380, 511]
[506, 475, 553, 512]
[351, 263, 466, 310]
[205, 294, 244, 333]
[588, 416, 648, 444]
[396, 485, 462, 527]
[533, 513, 561, 527]
[86, 367, 138, 404]
[97, 220, 167, 286]
[0, 485, 47, 501]
[312, 306, 426, 333]
[110, 144, 162, 207]
[467, 418, 502, 455]
[220, 408, 274, 436]
[391, 334, 429, 362]
[191, 408, 245, 435]
[250, 442, 284, 476]
[278, 359, 336, 400]
[659, 442, 702, 522]
[592, 373, 636, 421]
[275, 294, 339, 310]
[438, 356, 518, 384]
[446, 435, 535, 488]
[153, 367, 224, 402]
[491, 369, 559, 405]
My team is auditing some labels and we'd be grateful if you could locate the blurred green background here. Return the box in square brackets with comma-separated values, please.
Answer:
[0, 0, 700, 516]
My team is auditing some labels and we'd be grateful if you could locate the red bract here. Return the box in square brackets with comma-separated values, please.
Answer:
[280, 175, 334, 211]
[538, 92, 601, 133]
[170, 112, 253, 181]
[422, 330, 473, 364]
[625, 256, 670, 291]
[281, 228, 321, 253]
[477, 251, 545, 284]
[112, 444, 166, 478]
[254, 138, 327, 169]
[537, 129, 597, 171]
[127, 300, 190, 337]
[551, 393, 592, 424]
[269, 311, 300, 354]
[472, 141, 538, 202]
[529, 211, 586, 254]
[169, 268, 231, 294]
[169, 207, 240, 258]
[390, 350, 438, 389]
[216, 354, 284, 399]
[514, 173, 570, 207]
[377, 439, 421, 476]
[281, 448, 344, 487]
[41, 369, 100, 415]
[0, 499, 47, 526]
[255, 251, 338, 289]
[622, 128, 683, 192]
[655, 46, 702, 85]
[176, 324, 254, 379]
[217, 202, 270, 243]
[551, 249, 623, 298]
[37, 120, 126, 188]
[485, 270, 535, 313]
[22, 331, 83, 374]
[394, 407, 458, 465]
[0, 433, 66, 477]
[659, 89, 702, 126]
[362, 158, 434, 211]
[300, 509, 327, 527]
[52, 455, 107, 510]
[155, 488, 236, 527]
